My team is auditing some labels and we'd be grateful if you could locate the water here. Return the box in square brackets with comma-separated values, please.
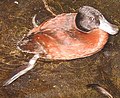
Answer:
[0, 0, 120, 98]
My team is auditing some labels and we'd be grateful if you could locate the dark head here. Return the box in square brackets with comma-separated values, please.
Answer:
[75, 6, 119, 35]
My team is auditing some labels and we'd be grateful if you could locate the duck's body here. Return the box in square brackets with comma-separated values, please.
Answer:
[18, 13, 108, 60]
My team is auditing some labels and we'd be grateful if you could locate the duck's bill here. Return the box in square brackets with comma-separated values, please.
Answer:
[99, 17, 119, 35]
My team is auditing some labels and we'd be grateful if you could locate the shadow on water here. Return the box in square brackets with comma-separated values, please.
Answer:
[0, 0, 120, 98]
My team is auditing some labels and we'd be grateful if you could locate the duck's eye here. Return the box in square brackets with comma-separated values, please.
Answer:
[91, 17, 94, 21]
[89, 17, 95, 22]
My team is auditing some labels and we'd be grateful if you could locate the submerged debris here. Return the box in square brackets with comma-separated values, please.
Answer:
[3, 54, 40, 86]
[32, 14, 39, 27]
[42, 0, 57, 16]
[86, 84, 113, 98]
[14, 1, 19, 5]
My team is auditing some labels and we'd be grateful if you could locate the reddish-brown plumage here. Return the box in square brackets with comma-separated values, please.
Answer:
[18, 13, 108, 60]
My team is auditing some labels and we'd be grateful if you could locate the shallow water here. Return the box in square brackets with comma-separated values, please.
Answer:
[0, 0, 120, 98]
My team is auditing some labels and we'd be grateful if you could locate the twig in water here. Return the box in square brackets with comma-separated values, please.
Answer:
[42, 0, 57, 16]
[86, 84, 113, 98]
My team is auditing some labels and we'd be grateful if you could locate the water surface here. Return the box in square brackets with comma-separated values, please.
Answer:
[0, 0, 120, 98]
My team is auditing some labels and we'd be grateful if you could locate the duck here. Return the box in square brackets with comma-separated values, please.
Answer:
[3, 6, 119, 86]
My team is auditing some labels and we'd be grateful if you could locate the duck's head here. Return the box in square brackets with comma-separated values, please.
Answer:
[75, 6, 119, 35]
